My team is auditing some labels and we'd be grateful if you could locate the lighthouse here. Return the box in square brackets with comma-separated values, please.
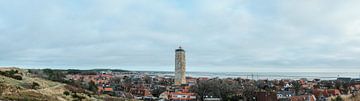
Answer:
[175, 46, 186, 85]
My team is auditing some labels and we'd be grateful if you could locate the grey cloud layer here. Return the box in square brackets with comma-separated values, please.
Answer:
[1, 0, 360, 71]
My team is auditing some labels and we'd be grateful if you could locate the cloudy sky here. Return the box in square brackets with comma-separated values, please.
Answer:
[1, 0, 360, 72]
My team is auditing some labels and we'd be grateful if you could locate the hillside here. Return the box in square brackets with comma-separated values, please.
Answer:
[0, 68, 128, 101]
[0, 74, 68, 100]
[0, 67, 134, 101]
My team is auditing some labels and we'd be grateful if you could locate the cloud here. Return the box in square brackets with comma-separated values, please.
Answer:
[0, 0, 360, 71]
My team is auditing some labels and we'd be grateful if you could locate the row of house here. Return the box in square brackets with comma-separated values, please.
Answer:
[66, 71, 360, 101]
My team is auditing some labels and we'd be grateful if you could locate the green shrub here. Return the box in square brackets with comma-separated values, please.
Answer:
[0, 70, 22, 80]
[12, 75, 23, 80]
[63, 91, 70, 96]
[31, 82, 40, 89]
[71, 93, 86, 100]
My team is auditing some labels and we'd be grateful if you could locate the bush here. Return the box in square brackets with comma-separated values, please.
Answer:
[21, 82, 40, 89]
[88, 80, 97, 93]
[63, 91, 70, 96]
[32, 82, 40, 89]
[65, 85, 86, 93]
[42, 69, 66, 82]
[71, 93, 86, 100]
[335, 95, 343, 101]
[12, 75, 23, 80]
[0, 70, 22, 80]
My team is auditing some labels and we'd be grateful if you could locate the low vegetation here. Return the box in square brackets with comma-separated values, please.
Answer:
[0, 69, 22, 80]
[1, 68, 128, 101]
[190, 78, 245, 101]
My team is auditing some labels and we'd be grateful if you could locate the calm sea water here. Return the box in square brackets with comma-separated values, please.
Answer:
[143, 71, 360, 80]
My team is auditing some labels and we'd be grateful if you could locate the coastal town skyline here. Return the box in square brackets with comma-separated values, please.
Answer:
[2, 1, 360, 72]
[2, 1, 360, 101]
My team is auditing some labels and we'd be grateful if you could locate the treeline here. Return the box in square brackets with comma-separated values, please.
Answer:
[190, 78, 263, 101]
[29, 69, 128, 75]
[190, 78, 244, 101]
[29, 69, 67, 82]
[66, 69, 129, 74]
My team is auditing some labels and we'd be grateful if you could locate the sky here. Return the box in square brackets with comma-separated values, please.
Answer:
[1, 0, 360, 72]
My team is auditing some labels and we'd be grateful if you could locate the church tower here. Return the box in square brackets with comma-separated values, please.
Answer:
[175, 46, 186, 85]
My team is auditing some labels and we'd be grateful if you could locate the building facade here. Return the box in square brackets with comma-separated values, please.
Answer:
[175, 46, 186, 85]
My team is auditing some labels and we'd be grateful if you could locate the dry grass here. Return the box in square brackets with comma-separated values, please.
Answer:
[346, 93, 360, 101]
[1, 68, 129, 101]
[3, 90, 59, 101]
[0, 74, 67, 101]
[326, 93, 360, 101]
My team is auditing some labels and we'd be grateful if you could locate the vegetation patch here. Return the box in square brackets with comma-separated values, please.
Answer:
[0, 70, 22, 80]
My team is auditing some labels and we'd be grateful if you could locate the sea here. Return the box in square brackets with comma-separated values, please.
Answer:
[142, 71, 360, 80]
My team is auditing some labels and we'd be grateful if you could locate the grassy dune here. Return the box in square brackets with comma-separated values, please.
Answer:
[0, 74, 67, 101]
[0, 68, 89, 101]
[0, 68, 132, 101]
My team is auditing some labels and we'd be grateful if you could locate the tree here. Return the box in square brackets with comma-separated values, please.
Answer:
[190, 79, 243, 101]
[122, 77, 132, 92]
[43, 69, 54, 76]
[42, 69, 66, 82]
[292, 81, 301, 96]
[110, 77, 122, 84]
[218, 80, 242, 100]
[342, 83, 350, 94]
[243, 82, 257, 101]
[88, 80, 97, 93]
[332, 95, 343, 101]
[335, 81, 343, 89]
[144, 75, 152, 84]
[190, 79, 218, 101]
[151, 86, 166, 97]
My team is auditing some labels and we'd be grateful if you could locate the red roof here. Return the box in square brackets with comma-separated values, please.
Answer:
[169, 92, 196, 100]
[291, 95, 316, 101]
[104, 87, 113, 91]
[313, 89, 340, 97]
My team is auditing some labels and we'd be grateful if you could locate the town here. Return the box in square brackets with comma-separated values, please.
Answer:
[61, 68, 360, 101]
[2, 67, 360, 101]
[1, 47, 359, 101]
[3, 0, 360, 101]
